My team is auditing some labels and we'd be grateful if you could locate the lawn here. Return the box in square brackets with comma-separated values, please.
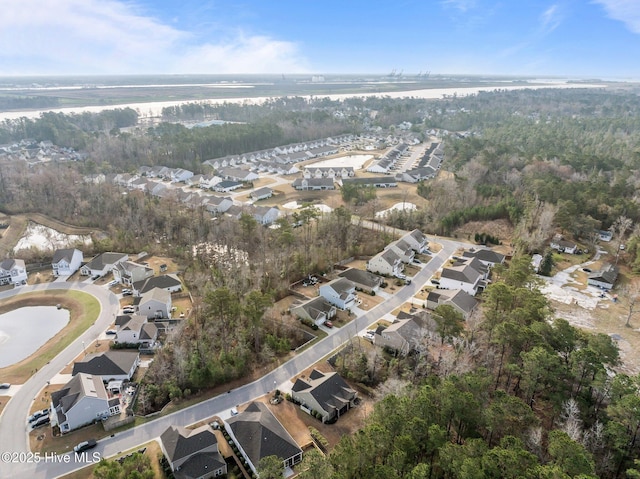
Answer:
[0, 290, 100, 384]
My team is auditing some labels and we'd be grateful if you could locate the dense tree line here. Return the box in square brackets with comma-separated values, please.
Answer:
[0, 95, 60, 112]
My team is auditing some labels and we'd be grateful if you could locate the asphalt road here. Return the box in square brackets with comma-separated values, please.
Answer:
[0, 236, 463, 478]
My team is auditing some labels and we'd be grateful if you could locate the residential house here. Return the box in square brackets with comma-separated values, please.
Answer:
[319, 278, 357, 310]
[290, 297, 337, 326]
[462, 248, 506, 268]
[400, 229, 429, 253]
[52, 248, 83, 277]
[171, 168, 194, 183]
[598, 230, 613, 242]
[373, 312, 430, 356]
[386, 239, 416, 264]
[367, 249, 404, 277]
[425, 289, 478, 320]
[80, 252, 128, 277]
[225, 402, 303, 475]
[291, 177, 335, 191]
[203, 196, 233, 214]
[291, 370, 357, 423]
[115, 315, 159, 345]
[160, 425, 227, 479]
[0, 258, 28, 285]
[588, 263, 619, 290]
[72, 350, 140, 382]
[397, 166, 437, 183]
[341, 177, 398, 188]
[137, 287, 172, 319]
[250, 187, 273, 201]
[550, 235, 579, 254]
[132, 274, 182, 296]
[219, 167, 259, 183]
[51, 373, 120, 433]
[213, 180, 243, 193]
[439, 258, 488, 296]
[113, 261, 154, 287]
[253, 205, 280, 225]
[337, 268, 383, 294]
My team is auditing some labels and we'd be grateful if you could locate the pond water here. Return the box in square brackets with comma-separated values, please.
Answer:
[0, 306, 70, 368]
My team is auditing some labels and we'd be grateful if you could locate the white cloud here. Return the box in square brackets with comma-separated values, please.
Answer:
[440, 0, 477, 13]
[0, 0, 309, 75]
[540, 4, 562, 33]
[593, 0, 640, 33]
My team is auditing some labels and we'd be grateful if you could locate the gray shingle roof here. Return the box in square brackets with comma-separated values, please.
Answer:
[72, 350, 139, 377]
[226, 402, 301, 467]
[161, 425, 218, 463]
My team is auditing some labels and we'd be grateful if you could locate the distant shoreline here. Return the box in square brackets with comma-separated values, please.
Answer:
[0, 82, 606, 121]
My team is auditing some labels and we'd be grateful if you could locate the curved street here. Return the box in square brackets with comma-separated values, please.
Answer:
[0, 237, 463, 478]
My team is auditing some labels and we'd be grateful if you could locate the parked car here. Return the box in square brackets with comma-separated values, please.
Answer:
[364, 331, 375, 342]
[122, 307, 135, 314]
[107, 280, 118, 287]
[28, 409, 49, 423]
[430, 279, 440, 285]
[74, 439, 97, 453]
[122, 291, 133, 296]
[31, 416, 50, 429]
[0, 383, 10, 389]
[324, 320, 333, 328]
[582, 268, 592, 273]
[91, 274, 100, 280]
[105, 329, 117, 335]
[230, 407, 239, 416]
[412, 259, 422, 265]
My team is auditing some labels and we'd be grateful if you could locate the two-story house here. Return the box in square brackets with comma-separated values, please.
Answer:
[0, 258, 28, 285]
[112, 261, 154, 287]
[51, 373, 120, 433]
[367, 249, 404, 277]
[51, 248, 83, 277]
[319, 278, 357, 310]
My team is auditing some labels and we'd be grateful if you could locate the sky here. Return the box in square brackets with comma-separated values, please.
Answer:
[1, 0, 640, 79]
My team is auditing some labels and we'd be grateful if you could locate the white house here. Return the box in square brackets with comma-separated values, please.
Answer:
[113, 261, 154, 287]
[319, 277, 357, 310]
[290, 297, 337, 326]
[116, 315, 159, 345]
[204, 196, 233, 214]
[439, 259, 488, 296]
[250, 187, 273, 201]
[52, 248, 83, 277]
[80, 252, 128, 277]
[587, 263, 619, 290]
[138, 287, 172, 319]
[253, 205, 280, 225]
[401, 229, 429, 253]
[386, 239, 415, 264]
[171, 168, 194, 183]
[367, 249, 404, 277]
[291, 177, 335, 191]
[132, 274, 182, 296]
[0, 258, 28, 285]
[51, 373, 120, 434]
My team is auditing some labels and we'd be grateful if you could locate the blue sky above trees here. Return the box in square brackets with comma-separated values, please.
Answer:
[2, 0, 639, 78]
